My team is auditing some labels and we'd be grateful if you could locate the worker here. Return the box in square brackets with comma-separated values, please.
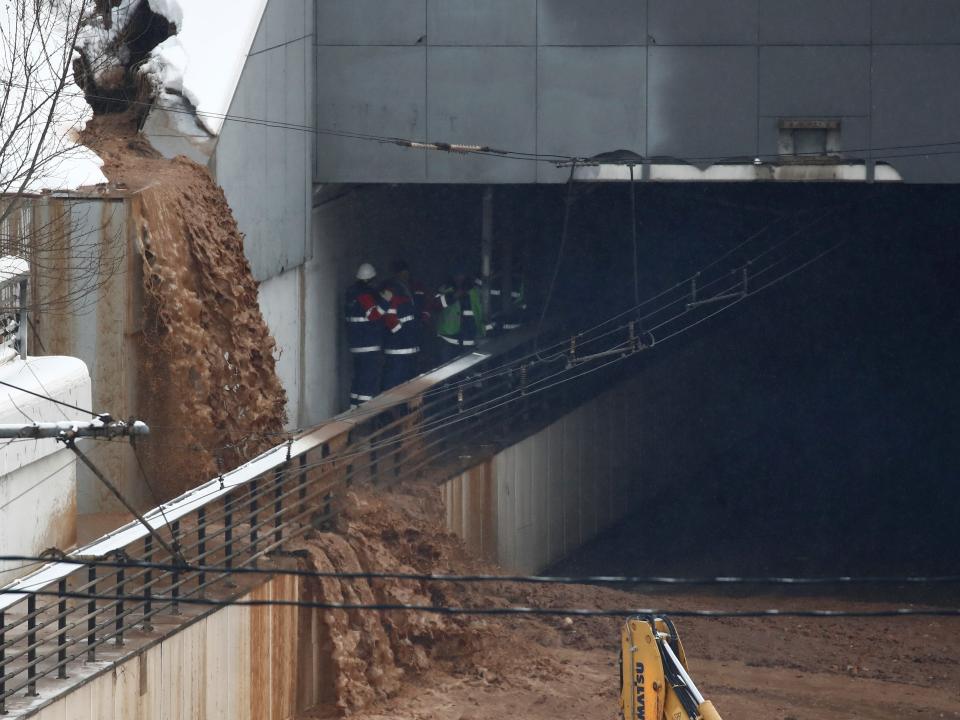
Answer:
[344, 262, 386, 408]
[435, 272, 486, 363]
[380, 269, 420, 390]
[490, 267, 527, 330]
[389, 259, 431, 326]
[489, 264, 527, 332]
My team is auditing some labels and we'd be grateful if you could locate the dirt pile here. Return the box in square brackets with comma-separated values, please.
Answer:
[289, 486, 493, 715]
[288, 482, 960, 720]
[83, 113, 287, 497]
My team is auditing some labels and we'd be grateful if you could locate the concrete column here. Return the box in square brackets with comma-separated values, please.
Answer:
[480, 186, 493, 319]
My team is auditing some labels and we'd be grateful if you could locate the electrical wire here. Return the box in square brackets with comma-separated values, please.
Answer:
[0, 378, 97, 416]
[629, 163, 639, 307]
[535, 160, 577, 358]
[88, 221, 862, 508]
[106, 220, 859, 527]
[15, 77, 960, 168]
[130, 439, 177, 543]
[1, 555, 955, 588]
[8, 587, 959, 619]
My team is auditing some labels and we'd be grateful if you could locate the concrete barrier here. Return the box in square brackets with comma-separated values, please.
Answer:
[442, 373, 643, 573]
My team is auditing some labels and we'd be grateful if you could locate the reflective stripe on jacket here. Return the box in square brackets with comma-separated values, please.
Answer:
[345, 281, 386, 352]
[382, 280, 420, 354]
[435, 285, 485, 345]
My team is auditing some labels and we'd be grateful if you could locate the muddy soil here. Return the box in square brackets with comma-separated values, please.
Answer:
[293, 483, 960, 720]
[82, 113, 287, 498]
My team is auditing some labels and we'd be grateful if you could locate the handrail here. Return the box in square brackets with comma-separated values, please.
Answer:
[0, 350, 491, 611]
[0, 315, 642, 714]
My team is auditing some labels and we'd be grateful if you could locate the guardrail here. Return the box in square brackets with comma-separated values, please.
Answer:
[0, 320, 640, 714]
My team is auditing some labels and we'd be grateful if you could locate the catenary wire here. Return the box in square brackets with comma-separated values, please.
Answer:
[15, 76, 960, 165]
[7, 587, 960, 619]
[0, 378, 97, 416]
[98, 223, 863, 501]
[75, 221, 859, 528]
[1, 555, 956, 588]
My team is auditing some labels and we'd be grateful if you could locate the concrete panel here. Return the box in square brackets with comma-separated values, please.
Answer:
[872, 45, 960, 182]
[113, 661, 140, 720]
[537, 46, 645, 182]
[648, 46, 758, 161]
[538, 0, 647, 46]
[427, 0, 536, 45]
[426, 47, 536, 182]
[531, 430, 549, 569]
[24, 577, 294, 720]
[204, 608, 231, 720]
[495, 448, 516, 568]
[561, 412, 581, 549]
[759, 46, 870, 118]
[315, 46, 427, 183]
[216, 0, 312, 282]
[25, 198, 145, 513]
[315, 0, 426, 45]
[544, 424, 565, 558]
[873, 0, 960, 44]
[648, 0, 758, 45]
[759, 0, 870, 44]
[258, 268, 302, 427]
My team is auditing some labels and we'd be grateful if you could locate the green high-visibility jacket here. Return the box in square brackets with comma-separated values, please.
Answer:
[436, 285, 486, 344]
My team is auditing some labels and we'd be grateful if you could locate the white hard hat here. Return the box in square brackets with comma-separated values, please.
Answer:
[356, 262, 376, 280]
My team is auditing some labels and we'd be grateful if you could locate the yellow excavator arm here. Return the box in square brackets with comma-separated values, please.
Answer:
[619, 616, 722, 720]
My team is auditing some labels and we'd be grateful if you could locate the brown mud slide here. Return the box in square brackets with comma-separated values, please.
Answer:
[293, 483, 960, 720]
[82, 113, 287, 497]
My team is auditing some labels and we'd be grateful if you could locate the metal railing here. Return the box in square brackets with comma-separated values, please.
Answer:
[0, 320, 643, 714]
[0, 257, 29, 361]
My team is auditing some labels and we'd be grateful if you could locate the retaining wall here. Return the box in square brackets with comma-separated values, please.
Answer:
[442, 372, 644, 573]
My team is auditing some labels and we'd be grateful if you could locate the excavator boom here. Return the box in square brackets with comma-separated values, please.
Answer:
[619, 616, 723, 720]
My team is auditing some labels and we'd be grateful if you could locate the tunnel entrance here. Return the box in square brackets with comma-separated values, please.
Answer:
[320, 181, 960, 580]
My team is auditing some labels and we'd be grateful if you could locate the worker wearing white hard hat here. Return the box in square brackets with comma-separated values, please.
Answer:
[344, 262, 386, 408]
[355, 262, 377, 281]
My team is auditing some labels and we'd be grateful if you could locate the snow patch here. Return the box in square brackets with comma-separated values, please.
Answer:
[143, 0, 268, 135]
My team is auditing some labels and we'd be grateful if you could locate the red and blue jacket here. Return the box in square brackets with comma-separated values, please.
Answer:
[381, 280, 420, 355]
[344, 280, 386, 352]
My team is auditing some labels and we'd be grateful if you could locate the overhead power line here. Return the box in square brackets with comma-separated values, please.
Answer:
[0, 378, 97, 416]
[2, 555, 956, 587]
[11, 77, 960, 165]
[10, 587, 960, 619]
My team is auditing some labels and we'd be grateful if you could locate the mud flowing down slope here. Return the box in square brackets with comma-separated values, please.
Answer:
[83, 114, 286, 496]
[291, 484, 960, 720]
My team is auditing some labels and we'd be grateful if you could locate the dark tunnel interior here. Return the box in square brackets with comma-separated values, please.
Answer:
[322, 180, 959, 578]
[534, 182, 960, 579]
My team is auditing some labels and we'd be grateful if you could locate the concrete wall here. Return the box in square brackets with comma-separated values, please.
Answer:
[314, 0, 960, 183]
[209, 0, 314, 426]
[212, 0, 314, 283]
[443, 370, 643, 573]
[27, 197, 144, 514]
[0, 357, 90, 585]
[23, 574, 310, 720]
